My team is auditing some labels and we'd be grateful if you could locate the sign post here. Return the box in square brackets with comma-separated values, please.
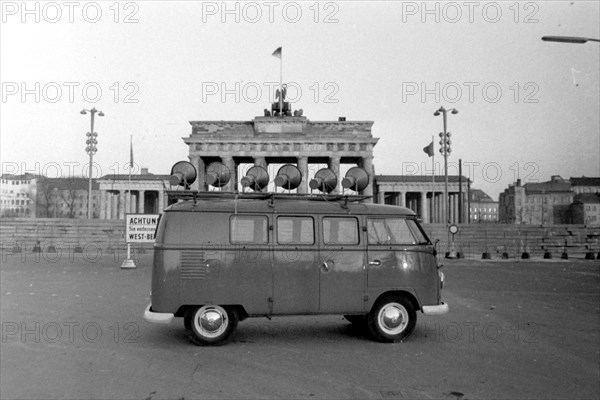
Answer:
[121, 214, 160, 269]
[446, 224, 459, 259]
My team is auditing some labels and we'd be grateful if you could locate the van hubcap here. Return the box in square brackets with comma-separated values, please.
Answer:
[195, 306, 228, 338]
[378, 303, 408, 335]
[201, 310, 223, 332]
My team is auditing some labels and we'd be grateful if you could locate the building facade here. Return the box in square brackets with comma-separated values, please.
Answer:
[35, 177, 100, 218]
[0, 174, 37, 217]
[570, 193, 600, 226]
[97, 169, 171, 219]
[469, 189, 498, 223]
[499, 176, 579, 224]
[570, 177, 600, 194]
[373, 175, 470, 224]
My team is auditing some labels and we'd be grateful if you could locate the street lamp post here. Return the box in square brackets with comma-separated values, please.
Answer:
[52, 187, 58, 218]
[81, 107, 104, 219]
[434, 106, 458, 226]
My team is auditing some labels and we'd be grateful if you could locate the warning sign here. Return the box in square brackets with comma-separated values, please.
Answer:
[125, 214, 160, 243]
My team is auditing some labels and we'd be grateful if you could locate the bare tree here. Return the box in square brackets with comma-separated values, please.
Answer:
[59, 179, 81, 218]
[35, 179, 60, 218]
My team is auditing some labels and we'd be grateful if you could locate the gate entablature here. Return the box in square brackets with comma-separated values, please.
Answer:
[184, 115, 378, 197]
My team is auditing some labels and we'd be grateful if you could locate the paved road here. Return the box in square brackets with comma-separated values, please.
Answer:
[1, 252, 598, 399]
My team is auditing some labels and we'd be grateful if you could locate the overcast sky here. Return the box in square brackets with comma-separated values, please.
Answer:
[1, 1, 599, 199]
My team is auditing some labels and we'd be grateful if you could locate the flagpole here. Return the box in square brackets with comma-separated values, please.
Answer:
[128, 135, 132, 216]
[432, 135, 436, 224]
[279, 48, 283, 115]
[121, 135, 136, 269]
[127, 138, 132, 257]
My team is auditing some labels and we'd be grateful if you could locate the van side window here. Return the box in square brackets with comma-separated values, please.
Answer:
[230, 215, 268, 244]
[167, 213, 229, 244]
[367, 218, 416, 245]
[323, 217, 359, 245]
[277, 216, 314, 244]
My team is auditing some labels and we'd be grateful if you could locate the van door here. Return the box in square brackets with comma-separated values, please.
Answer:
[179, 213, 273, 315]
[365, 217, 436, 304]
[272, 216, 320, 314]
[318, 216, 366, 313]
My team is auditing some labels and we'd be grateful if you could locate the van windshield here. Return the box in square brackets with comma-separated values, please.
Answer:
[406, 219, 430, 244]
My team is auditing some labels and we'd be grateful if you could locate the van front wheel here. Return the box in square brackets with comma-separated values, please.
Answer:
[189, 305, 238, 345]
[367, 296, 416, 343]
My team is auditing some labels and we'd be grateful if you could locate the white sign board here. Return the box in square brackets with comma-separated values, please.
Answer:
[125, 214, 160, 243]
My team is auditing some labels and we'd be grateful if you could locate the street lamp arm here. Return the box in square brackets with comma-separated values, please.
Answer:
[542, 36, 600, 44]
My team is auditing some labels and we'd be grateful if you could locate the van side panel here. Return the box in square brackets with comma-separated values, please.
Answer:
[272, 246, 319, 314]
[151, 213, 182, 314]
[214, 245, 272, 315]
[173, 212, 272, 314]
[151, 248, 182, 313]
[366, 247, 438, 307]
[319, 248, 366, 313]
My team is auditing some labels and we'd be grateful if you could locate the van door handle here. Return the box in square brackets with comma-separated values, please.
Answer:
[368, 260, 381, 266]
[321, 261, 330, 272]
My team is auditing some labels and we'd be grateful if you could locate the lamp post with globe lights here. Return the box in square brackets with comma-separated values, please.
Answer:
[434, 106, 458, 226]
[81, 107, 104, 219]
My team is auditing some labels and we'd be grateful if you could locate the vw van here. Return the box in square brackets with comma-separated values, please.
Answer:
[144, 192, 448, 345]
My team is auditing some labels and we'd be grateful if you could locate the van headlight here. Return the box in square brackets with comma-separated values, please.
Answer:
[439, 271, 445, 289]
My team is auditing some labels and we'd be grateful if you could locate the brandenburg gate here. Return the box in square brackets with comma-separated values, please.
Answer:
[183, 111, 379, 197]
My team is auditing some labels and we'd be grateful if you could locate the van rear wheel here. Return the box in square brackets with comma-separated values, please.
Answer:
[367, 295, 416, 343]
[188, 305, 238, 345]
[183, 308, 193, 330]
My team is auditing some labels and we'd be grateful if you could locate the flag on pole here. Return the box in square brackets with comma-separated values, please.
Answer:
[129, 136, 134, 169]
[423, 141, 434, 157]
[273, 47, 283, 114]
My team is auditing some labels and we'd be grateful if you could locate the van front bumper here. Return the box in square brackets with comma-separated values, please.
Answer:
[422, 302, 449, 315]
[143, 303, 174, 324]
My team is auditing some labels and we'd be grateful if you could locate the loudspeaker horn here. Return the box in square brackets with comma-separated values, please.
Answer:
[240, 166, 269, 191]
[170, 161, 197, 189]
[205, 162, 231, 188]
[342, 167, 369, 192]
[309, 168, 337, 193]
[274, 164, 302, 190]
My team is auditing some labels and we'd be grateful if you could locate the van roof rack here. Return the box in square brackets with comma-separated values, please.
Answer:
[166, 190, 371, 204]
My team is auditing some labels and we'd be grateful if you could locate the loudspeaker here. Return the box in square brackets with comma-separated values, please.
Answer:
[169, 161, 197, 189]
[240, 166, 269, 191]
[206, 162, 231, 188]
[309, 168, 337, 193]
[342, 167, 369, 192]
[274, 164, 302, 190]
